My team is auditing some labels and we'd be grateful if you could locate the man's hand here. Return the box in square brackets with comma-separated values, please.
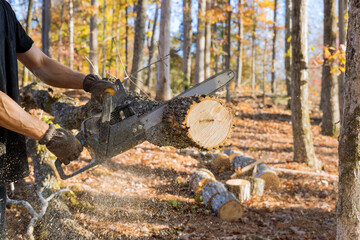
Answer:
[39, 124, 83, 165]
[83, 74, 116, 103]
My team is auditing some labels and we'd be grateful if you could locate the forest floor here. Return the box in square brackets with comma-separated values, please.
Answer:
[6, 92, 338, 240]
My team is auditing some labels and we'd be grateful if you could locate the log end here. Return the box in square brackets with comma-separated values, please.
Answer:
[259, 172, 280, 190]
[212, 153, 231, 172]
[219, 199, 244, 221]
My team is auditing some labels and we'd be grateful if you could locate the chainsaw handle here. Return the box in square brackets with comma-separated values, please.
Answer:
[55, 158, 99, 180]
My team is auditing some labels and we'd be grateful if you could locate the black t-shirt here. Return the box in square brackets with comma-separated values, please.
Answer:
[0, 0, 34, 183]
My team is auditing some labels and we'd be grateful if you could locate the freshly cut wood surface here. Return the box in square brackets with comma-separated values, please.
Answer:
[211, 191, 243, 221]
[226, 179, 251, 202]
[202, 181, 228, 208]
[250, 177, 265, 196]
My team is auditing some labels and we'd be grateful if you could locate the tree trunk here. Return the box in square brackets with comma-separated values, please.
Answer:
[156, 0, 172, 101]
[204, 0, 211, 80]
[235, 0, 243, 89]
[22, 0, 33, 87]
[321, 0, 340, 136]
[270, 0, 277, 93]
[210, 191, 243, 221]
[89, 0, 99, 74]
[182, 0, 192, 90]
[251, 8, 257, 98]
[225, 0, 231, 103]
[57, 0, 64, 62]
[68, 0, 74, 69]
[202, 181, 227, 208]
[125, 5, 129, 75]
[263, 39, 268, 106]
[285, 0, 292, 108]
[291, 0, 321, 170]
[338, 0, 348, 119]
[194, 0, 206, 84]
[130, 0, 148, 93]
[41, 0, 51, 57]
[189, 168, 215, 194]
[101, 0, 107, 77]
[145, 3, 159, 91]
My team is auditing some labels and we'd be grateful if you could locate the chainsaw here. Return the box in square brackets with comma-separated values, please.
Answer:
[55, 69, 235, 179]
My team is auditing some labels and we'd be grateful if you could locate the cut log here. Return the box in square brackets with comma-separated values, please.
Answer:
[202, 181, 228, 208]
[212, 153, 231, 172]
[231, 155, 279, 190]
[249, 177, 265, 196]
[160, 95, 234, 150]
[226, 179, 251, 203]
[210, 191, 243, 221]
[188, 168, 216, 194]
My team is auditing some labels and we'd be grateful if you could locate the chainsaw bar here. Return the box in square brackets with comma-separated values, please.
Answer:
[140, 69, 235, 131]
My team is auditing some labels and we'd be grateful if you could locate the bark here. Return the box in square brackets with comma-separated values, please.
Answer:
[89, 0, 99, 74]
[101, 0, 107, 77]
[210, 191, 243, 221]
[291, 0, 321, 170]
[22, 0, 33, 87]
[337, 1, 360, 239]
[251, 8, 257, 98]
[68, 0, 74, 69]
[262, 39, 267, 106]
[235, 0, 243, 89]
[189, 168, 215, 194]
[194, 0, 206, 84]
[182, 0, 193, 90]
[321, 0, 340, 136]
[204, 0, 211, 80]
[156, 0, 172, 101]
[270, 0, 277, 93]
[108, 0, 117, 72]
[285, 0, 292, 108]
[130, 0, 148, 93]
[125, 5, 129, 75]
[212, 23, 218, 74]
[41, 0, 51, 57]
[145, 3, 159, 91]
[249, 177, 265, 196]
[202, 181, 227, 208]
[338, 0, 348, 118]
[226, 179, 250, 203]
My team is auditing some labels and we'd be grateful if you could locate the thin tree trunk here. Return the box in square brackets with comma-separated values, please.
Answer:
[263, 39, 268, 106]
[285, 0, 292, 108]
[41, 0, 51, 57]
[68, 0, 74, 69]
[146, 3, 159, 91]
[22, 0, 33, 87]
[225, 0, 231, 103]
[108, 0, 117, 73]
[212, 23, 218, 74]
[321, 0, 340, 136]
[129, 0, 148, 93]
[124, 5, 129, 87]
[182, 0, 192, 90]
[101, 0, 107, 77]
[57, 0, 64, 62]
[270, 0, 277, 93]
[194, 0, 206, 84]
[337, 2, 360, 238]
[251, 15, 257, 98]
[235, 0, 243, 89]
[204, 0, 211, 80]
[156, 0, 172, 101]
[89, 0, 99, 74]
[338, 0, 348, 119]
[291, 0, 321, 170]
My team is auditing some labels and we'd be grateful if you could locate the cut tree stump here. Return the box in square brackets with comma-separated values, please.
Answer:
[212, 153, 231, 172]
[226, 179, 251, 202]
[231, 154, 279, 190]
[202, 181, 228, 208]
[210, 191, 243, 221]
[249, 177, 265, 196]
[188, 168, 216, 194]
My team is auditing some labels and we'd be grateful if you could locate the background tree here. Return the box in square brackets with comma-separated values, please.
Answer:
[285, 0, 292, 108]
[291, 0, 321, 170]
[22, 0, 33, 87]
[182, 0, 192, 89]
[156, 0, 172, 101]
[41, 0, 51, 57]
[235, 0, 243, 89]
[194, 0, 206, 84]
[270, 0, 277, 93]
[338, 0, 348, 117]
[337, 1, 360, 238]
[68, 0, 74, 69]
[130, 0, 148, 93]
[89, 0, 99, 74]
[204, 0, 211, 80]
[321, 0, 340, 136]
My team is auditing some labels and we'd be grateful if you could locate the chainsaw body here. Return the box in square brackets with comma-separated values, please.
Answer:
[55, 70, 235, 179]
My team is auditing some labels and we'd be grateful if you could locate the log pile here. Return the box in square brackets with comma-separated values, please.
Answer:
[188, 169, 243, 221]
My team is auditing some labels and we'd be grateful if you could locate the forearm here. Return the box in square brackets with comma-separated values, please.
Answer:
[0, 91, 49, 140]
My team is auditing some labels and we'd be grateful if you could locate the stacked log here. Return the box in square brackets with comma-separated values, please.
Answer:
[189, 169, 243, 221]
[230, 154, 279, 190]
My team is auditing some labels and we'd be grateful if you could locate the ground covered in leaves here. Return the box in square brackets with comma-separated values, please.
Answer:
[7, 94, 337, 240]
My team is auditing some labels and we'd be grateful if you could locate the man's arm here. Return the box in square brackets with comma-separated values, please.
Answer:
[17, 44, 86, 89]
[0, 91, 48, 140]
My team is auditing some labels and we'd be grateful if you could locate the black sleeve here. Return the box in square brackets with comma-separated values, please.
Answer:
[15, 20, 33, 53]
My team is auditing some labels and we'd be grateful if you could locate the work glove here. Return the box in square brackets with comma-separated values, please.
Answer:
[39, 124, 83, 165]
[83, 74, 116, 103]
